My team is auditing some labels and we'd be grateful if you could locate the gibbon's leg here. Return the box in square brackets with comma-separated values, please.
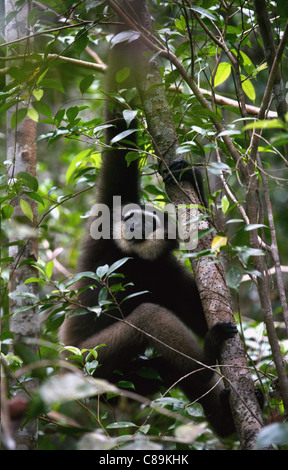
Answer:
[77, 302, 235, 436]
[78, 303, 212, 381]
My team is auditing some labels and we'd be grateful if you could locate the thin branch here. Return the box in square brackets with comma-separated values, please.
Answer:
[197, 87, 277, 119]
[0, 53, 107, 73]
[256, 154, 288, 332]
[187, 2, 249, 119]
[257, 20, 288, 121]
[0, 22, 93, 48]
[253, 1, 288, 120]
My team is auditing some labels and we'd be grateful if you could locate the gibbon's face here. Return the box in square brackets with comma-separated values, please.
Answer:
[113, 205, 178, 260]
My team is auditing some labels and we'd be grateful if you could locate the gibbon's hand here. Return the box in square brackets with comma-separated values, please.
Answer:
[162, 159, 207, 206]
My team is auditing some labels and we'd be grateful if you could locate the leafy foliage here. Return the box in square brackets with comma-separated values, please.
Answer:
[1, 0, 288, 450]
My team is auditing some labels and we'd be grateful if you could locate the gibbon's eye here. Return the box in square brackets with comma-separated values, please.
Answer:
[130, 223, 135, 232]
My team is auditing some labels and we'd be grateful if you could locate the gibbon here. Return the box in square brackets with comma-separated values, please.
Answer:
[59, 0, 237, 437]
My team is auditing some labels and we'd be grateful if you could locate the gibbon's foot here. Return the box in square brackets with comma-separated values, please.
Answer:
[220, 386, 264, 409]
[255, 387, 265, 410]
[218, 386, 264, 437]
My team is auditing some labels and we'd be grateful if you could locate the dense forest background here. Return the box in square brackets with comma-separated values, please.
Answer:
[1, 0, 288, 451]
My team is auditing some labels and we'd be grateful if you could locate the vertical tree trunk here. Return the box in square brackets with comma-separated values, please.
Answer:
[5, 0, 39, 450]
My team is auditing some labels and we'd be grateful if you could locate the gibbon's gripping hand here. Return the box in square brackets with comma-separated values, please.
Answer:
[162, 159, 207, 206]
[204, 321, 238, 363]
[211, 321, 238, 343]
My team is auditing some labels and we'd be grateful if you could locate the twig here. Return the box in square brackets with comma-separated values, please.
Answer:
[0, 22, 92, 48]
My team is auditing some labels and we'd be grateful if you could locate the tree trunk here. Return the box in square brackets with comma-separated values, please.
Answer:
[5, 0, 39, 450]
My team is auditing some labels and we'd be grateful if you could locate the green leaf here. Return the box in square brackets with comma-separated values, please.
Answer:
[221, 195, 229, 214]
[46, 310, 65, 331]
[66, 148, 93, 183]
[111, 30, 140, 47]
[214, 62, 232, 87]
[125, 151, 139, 166]
[32, 100, 52, 118]
[82, 348, 99, 361]
[123, 109, 137, 127]
[85, 360, 99, 375]
[234, 246, 264, 264]
[110, 129, 137, 144]
[136, 367, 161, 380]
[20, 199, 34, 221]
[38, 373, 118, 405]
[14, 343, 38, 365]
[27, 6, 39, 26]
[27, 108, 39, 122]
[175, 15, 186, 32]
[33, 88, 44, 101]
[139, 424, 150, 434]
[79, 74, 94, 93]
[107, 257, 131, 276]
[96, 265, 109, 278]
[2, 205, 14, 219]
[241, 75, 256, 101]
[189, 5, 217, 21]
[226, 218, 244, 225]
[32, 262, 47, 277]
[116, 67, 130, 84]
[244, 224, 267, 231]
[98, 287, 108, 305]
[107, 421, 137, 429]
[231, 49, 254, 74]
[17, 171, 39, 191]
[65, 271, 99, 287]
[24, 277, 42, 284]
[244, 118, 286, 131]
[208, 161, 232, 176]
[74, 29, 89, 57]
[9, 291, 39, 301]
[66, 106, 79, 121]
[14, 305, 37, 315]
[226, 267, 242, 290]
[54, 108, 65, 125]
[239, 51, 254, 74]
[11, 108, 27, 130]
[46, 261, 54, 280]
[59, 346, 82, 356]
[39, 79, 64, 93]
[123, 291, 149, 301]
[0, 173, 6, 185]
[23, 190, 44, 206]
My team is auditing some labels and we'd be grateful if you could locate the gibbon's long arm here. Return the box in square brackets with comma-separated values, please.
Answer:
[96, 33, 141, 207]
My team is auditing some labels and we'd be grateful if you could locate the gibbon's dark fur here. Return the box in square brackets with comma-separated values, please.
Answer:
[59, 1, 237, 437]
